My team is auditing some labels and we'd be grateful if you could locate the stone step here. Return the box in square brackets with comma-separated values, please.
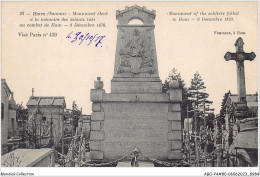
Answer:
[117, 161, 154, 167]
[84, 152, 154, 167]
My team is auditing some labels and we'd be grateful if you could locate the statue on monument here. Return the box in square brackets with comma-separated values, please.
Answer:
[118, 28, 155, 74]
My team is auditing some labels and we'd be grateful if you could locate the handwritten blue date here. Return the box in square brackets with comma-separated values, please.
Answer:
[66, 31, 105, 47]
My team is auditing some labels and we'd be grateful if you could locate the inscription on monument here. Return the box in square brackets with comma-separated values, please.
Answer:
[101, 102, 170, 159]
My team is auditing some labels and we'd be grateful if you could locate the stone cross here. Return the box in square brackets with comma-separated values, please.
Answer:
[224, 37, 256, 103]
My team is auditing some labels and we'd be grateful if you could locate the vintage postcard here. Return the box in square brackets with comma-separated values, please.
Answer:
[0, 1, 258, 176]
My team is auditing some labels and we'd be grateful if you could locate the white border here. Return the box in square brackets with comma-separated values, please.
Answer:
[0, 0, 259, 176]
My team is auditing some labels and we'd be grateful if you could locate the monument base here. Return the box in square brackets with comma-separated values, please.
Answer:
[90, 83, 183, 162]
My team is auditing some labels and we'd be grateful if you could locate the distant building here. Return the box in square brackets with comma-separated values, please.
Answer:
[26, 89, 66, 148]
[1, 79, 17, 154]
[63, 111, 90, 138]
[225, 94, 258, 129]
[79, 115, 91, 141]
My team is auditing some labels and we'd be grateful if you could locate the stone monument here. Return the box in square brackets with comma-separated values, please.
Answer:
[224, 37, 256, 118]
[89, 5, 183, 162]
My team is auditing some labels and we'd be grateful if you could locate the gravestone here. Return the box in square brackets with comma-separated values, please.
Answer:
[89, 5, 183, 161]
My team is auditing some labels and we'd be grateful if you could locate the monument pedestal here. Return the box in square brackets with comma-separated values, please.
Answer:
[90, 78, 183, 161]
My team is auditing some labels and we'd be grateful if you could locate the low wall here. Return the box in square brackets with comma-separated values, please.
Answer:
[1, 148, 54, 167]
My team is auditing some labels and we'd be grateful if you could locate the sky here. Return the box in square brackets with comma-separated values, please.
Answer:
[1, 1, 258, 115]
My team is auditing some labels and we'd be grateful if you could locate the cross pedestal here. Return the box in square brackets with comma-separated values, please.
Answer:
[224, 37, 256, 118]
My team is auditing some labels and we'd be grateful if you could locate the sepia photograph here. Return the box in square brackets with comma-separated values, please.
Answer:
[0, 1, 258, 176]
